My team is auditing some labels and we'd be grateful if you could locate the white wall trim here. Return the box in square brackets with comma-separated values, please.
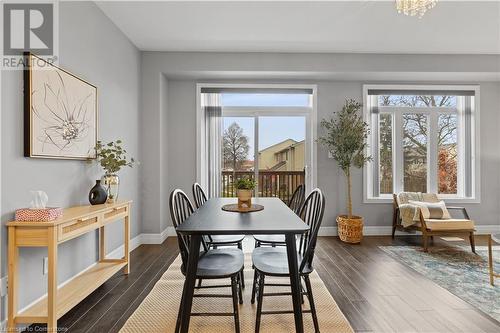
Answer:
[107, 227, 176, 259]
[318, 224, 500, 236]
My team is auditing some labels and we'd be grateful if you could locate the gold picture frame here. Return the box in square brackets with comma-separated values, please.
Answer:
[24, 52, 98, 160]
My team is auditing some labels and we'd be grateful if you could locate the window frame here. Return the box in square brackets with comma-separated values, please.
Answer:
[363, 84, 480, 203]
[196, 83, 318, 195]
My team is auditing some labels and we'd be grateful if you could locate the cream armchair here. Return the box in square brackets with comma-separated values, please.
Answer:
[392, 192, 476, 252]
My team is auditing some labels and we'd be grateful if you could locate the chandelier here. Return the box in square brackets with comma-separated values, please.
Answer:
[396, 0, 438, 18]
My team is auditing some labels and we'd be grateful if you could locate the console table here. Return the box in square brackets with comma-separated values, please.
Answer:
[7, 200, 132, 332]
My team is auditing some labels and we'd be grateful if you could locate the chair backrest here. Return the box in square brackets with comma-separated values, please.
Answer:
[169, 189, 196, 270]
[297, 188, 325, 273]
[288, 184, 306, 215]
[192, 182, 208, 209]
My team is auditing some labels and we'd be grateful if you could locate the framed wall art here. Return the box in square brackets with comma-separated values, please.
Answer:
[24, 52, 98, 160]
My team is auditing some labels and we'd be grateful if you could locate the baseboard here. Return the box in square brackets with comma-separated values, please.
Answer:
[475, 225, 500, 234]
[139, 226, 176, 245]
[317, 225, 500, 236]
[107, 227, 176, 258]
[107, 233, 143, 259]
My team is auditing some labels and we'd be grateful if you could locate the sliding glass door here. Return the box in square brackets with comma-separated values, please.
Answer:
[198, 86, 316, 202]
[221, 112, 310, 202]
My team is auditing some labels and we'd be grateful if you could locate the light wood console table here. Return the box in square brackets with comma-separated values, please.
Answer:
[7, 200, 132, 332]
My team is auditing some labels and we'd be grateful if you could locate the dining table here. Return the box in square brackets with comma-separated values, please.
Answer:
[175, 197, 310, 333]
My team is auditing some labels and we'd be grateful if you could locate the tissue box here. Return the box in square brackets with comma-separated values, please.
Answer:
[15, 207, 63, 222]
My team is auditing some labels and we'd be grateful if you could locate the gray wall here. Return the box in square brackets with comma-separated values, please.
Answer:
[162, 80, 500, 231]
[1, 2, 141, 315]
[140, 51, 500, 234]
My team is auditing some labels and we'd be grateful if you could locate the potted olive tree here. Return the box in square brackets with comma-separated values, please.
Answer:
[235, 176, 257, 210]
[319, 99, 371, 243]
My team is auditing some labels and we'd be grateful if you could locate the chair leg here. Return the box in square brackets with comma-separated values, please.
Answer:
[231, 276, 241, 333]
[392, 209, 397, 239]
[197, 279, 202, 288]
[237, 271, 243, 304]
[240, 268, 245, 289]
[469, 232, 476, 253]
[255, 274, 265, 333]
[304, 275, 320, 333]
[300, 280, 305, 304]
[175, 293, 184, 333]
[251, 269, 258, 304]
[422, 235, 429, 252]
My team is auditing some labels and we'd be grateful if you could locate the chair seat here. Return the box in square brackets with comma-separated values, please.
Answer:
[196, 248, 244, 278]
[419, 218, 475, 231]
[209, 234, 245, 245]
[252, 247, 312, 276]
[253, 234, 286, 244]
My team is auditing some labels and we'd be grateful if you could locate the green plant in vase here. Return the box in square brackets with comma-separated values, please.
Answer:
[95, 140, 135, 203]
[235, 176, 257, 210]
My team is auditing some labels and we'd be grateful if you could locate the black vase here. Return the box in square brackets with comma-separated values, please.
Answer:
[89, 180, 108, 205]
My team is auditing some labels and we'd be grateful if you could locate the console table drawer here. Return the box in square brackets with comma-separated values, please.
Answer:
[58, 215, 100, 242]
[104, 205, 128, 223]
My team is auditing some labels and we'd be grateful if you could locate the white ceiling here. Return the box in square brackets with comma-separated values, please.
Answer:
[96, 1, 500, 54]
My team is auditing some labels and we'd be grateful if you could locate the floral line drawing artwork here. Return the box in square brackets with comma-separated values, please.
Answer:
[24, 53, 97, 160]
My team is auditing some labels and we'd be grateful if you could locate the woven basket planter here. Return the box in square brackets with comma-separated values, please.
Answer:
[337, 215, 364, 244]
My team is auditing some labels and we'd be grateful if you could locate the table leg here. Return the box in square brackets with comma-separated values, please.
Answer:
[124, 213, 130, 274]
[7, 227, 18, 331]
[48, 227, 58, 332]
[99, 226, 106, 261]
[285, 233, 304, 333]
[179, 234, 201, 333]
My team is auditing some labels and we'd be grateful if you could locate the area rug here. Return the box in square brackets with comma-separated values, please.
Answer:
[120, 254, 354, 333]
[380, 245, 500, 322]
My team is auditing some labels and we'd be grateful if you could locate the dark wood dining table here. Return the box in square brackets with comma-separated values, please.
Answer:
[175, 197, 310, 333]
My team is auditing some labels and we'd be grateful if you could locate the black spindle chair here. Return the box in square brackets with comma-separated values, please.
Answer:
[170, 189, 244, 333]
[192, 182, 246, 288]
[250, 184, 306, 303]
[253, 184, 305, 248]
[251, 188, 325, 333]
[193, 183, 245, 250]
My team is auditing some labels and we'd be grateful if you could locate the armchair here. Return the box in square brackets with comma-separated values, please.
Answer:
[392, 193, 476, 252]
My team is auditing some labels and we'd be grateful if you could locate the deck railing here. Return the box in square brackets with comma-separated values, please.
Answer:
[221, 170, 305, 203]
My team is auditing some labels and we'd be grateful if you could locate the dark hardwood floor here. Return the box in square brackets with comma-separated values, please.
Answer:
[29, 235, 500, 333]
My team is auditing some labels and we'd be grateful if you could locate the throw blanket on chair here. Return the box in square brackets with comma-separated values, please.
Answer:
[396, 192, 439, 228]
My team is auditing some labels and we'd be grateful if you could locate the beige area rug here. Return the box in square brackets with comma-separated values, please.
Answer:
[120, 254, 354, 333]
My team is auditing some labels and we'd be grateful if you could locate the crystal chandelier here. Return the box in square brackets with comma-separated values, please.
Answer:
[396, 0, 437, 18]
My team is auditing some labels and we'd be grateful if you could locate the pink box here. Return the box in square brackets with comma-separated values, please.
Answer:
[15, 207, 63, 222]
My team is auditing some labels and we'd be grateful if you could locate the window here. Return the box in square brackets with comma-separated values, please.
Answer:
[364, 85, 479, 202]
[197, 84, 317, 202]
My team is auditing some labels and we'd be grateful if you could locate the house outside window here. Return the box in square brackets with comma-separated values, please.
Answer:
[363, 85, 480, 203]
